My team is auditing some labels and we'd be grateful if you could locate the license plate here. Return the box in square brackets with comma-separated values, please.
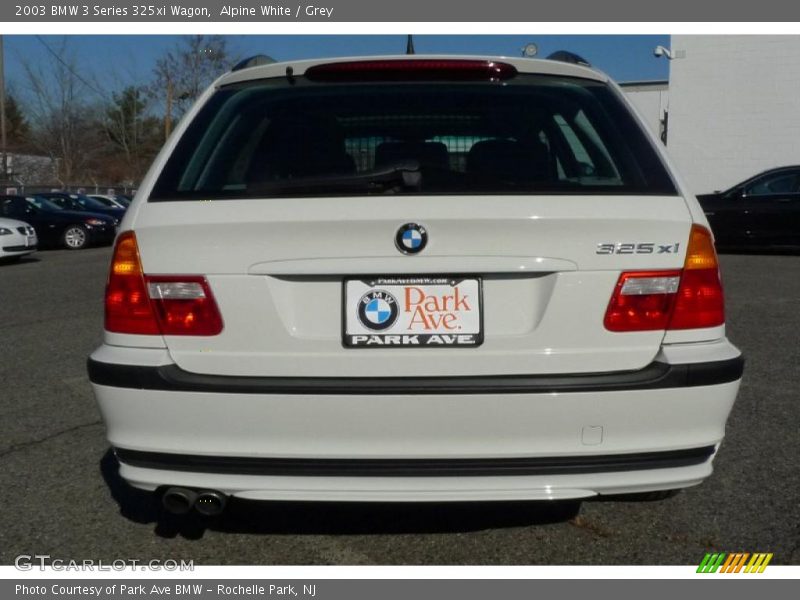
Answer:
[344, 277, 483, 348]
[26, 236, 35, 247]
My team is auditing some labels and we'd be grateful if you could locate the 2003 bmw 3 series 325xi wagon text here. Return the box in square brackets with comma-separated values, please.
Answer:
[88, 55, 744, 516]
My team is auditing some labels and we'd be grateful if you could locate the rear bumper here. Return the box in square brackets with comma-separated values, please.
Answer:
[87, 355, 743, 395]
[113, 450, 720, 502]
[114, 445, 716, 477]
[89, 345, 743, 501]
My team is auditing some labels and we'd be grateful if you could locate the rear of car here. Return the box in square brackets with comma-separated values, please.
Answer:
[88, 56, 743, 509]
[0, 217, 37, 259]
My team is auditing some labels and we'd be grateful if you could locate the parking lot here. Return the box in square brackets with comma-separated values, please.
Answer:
[0, 246, 798, 565]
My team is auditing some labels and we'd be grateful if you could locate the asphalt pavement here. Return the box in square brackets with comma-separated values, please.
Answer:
[0, 247, 797, 565]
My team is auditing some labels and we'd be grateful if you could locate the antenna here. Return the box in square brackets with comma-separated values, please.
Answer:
[406, 35, 415, 55]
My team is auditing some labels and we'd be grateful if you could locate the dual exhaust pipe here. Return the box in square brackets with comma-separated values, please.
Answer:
[162, 487, 227, 516]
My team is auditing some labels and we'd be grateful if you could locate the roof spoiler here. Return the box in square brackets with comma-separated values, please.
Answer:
[232, 54, 277, 72]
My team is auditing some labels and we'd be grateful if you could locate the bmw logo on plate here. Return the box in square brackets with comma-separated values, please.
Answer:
[395, 223, 428, 254]
[357, 290, 399, 331]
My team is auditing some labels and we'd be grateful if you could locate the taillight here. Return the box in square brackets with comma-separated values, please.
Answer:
[105, 231, 223, 336]
[604, 271, 682, 332]
[106, 231, 160, 335]
[604, 225, 724, 332]
[145, 277, 223, 336]
[668, 225, 725, 330]
[304, 59, 518, 82]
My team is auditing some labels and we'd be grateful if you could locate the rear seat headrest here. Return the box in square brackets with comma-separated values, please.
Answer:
[466, 139, 552, 181]
[248, 115, 355, 180]
[375, 141, 449, 170]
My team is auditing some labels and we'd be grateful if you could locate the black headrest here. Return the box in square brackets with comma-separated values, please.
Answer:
[259, 115, 346, 150]
[375, 141, 449, 170]
[466, 139, 551, 181]
[248, 115, 354, 180]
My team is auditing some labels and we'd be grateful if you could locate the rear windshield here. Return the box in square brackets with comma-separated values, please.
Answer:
[150, 74, 677, 200]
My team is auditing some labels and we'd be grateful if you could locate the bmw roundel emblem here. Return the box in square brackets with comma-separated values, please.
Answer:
[396, 223, 428, 254]
[357, 290, 399, 331]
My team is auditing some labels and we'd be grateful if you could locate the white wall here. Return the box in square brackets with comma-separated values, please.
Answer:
[667, 35, 800, 194]
[622, 84, 668, 140]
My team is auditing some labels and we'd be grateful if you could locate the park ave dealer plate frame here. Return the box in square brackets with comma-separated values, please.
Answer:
[343, 276, 484, 348]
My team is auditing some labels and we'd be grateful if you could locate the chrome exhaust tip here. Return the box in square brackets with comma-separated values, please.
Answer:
[194, 490, 227, 516]
[161, 487, 197, 515]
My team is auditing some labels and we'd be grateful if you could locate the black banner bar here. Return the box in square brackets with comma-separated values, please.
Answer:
[2, 579, 793, 599]
[3, 1, 800, 22]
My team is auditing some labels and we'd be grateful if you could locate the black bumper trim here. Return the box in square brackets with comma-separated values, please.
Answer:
[114, 446, 716, 477]
[88, 356, 743, 395]
[2, 245, 36, 252]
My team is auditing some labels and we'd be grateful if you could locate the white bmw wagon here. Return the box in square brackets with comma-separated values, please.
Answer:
[88, 54, 743, 516]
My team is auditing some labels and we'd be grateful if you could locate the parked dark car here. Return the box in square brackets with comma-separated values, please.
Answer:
[0, 195, 116, 250]
[88, 194, 132, 209]
[697, 166, 800, 251]
[88, 194, 127, 209]
[38, 192, 126, 223]
[113, 195, 132, 208]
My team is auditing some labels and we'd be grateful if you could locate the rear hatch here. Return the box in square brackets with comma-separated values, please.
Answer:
[131, 58, 691, 378]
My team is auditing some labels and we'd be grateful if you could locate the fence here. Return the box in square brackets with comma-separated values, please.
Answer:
[3, 184, 138, 197]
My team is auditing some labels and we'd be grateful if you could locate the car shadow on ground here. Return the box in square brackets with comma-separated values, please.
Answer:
[0, 255, 40, 266]
[100, 450, 581, 540]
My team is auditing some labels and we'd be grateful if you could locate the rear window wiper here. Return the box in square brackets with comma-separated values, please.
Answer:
[247, 160, 422, 196]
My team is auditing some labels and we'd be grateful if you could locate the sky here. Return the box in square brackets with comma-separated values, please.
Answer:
[4, 35, 671, 96]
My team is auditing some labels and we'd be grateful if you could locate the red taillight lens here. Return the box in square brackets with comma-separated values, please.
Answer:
[106, 231, 160, 335]
[305, 60, 518, 82]
[604, 271, 682, 332]
[668, 226, 725, 330]
[604, 225, 725, 332]
[105, 231, 223, 336]
[145, 276, 223, 336]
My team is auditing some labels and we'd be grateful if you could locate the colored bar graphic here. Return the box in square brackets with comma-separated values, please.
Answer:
[697, 552, 772, 573]
[746, 554, 760, 573]
[697, 553, 727, 573]
[710, 553, 727, 573]
[759, 554, 774, 573]
[720, 553, 736, 573]
[697, 553, 713, 573]
[733, 553, 749, 573]
[744, 553, 774, 573]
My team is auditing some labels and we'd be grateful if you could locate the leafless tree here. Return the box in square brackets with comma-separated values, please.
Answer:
[21, 37, 102, 186]
[102, 85, 162, 183]
[150, 35, 235, 138]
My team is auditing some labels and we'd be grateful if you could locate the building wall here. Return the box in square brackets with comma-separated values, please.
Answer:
[4, 153, 58, 186]
[667, 35, 800, 194]
[621, 83, 668, 141]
